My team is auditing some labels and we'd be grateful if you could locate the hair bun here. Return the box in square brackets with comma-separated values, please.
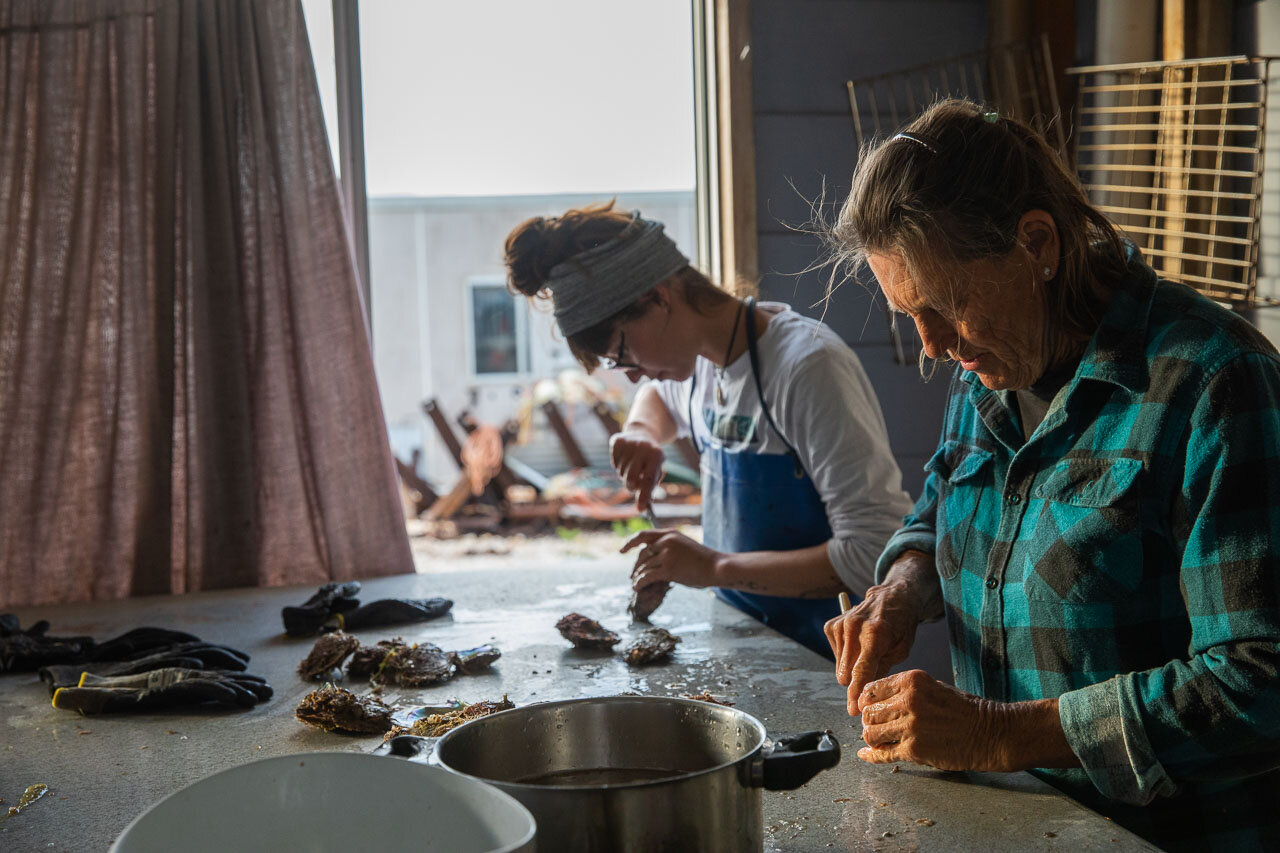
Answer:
[503, 201, 635, 299]
[504, 216, 560, 297]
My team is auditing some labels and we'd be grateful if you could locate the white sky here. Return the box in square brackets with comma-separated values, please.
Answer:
[303, 0, 696, 198]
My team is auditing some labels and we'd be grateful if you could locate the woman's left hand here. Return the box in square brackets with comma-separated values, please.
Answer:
[857, 669, 1012, 772]
[621, 529, 723, 591]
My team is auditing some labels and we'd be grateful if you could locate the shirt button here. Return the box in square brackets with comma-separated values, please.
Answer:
[1007, 493, 1022, 505]
[985, 576, 998, 589]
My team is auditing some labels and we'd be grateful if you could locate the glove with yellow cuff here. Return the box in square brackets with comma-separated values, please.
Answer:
[51, 667, 273, 714]
[39, 641, 251, 691]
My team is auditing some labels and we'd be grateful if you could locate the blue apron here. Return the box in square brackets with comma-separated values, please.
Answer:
[689, 298, 844, 660]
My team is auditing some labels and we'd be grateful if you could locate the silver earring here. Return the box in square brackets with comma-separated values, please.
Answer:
[1043, 266, 1052, 279]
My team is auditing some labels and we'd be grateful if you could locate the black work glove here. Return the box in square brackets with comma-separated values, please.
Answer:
[282, 582, 362, 637]
[51, 668, 273, 714]
[39, 641, 252, 691]
[88, 627, 202, 662]
[0, 615, 95, 672]
[339, 597, 453, 631]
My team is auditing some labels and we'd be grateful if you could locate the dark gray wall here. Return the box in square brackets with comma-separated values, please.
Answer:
[750, 0, 988, 499]
[1234, 0, 1280, 349]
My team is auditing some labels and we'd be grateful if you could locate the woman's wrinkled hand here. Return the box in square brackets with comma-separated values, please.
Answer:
[622, 529, 722, 591]
[856, 669, 1015, 771]
[824, 580, 924, 716]
[609, 429, 665, 511]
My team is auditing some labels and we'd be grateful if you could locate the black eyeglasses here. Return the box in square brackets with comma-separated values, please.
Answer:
[601, 329, 641, 371]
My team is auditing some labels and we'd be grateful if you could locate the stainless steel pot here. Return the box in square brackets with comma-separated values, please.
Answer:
[378, 695, 839, 852]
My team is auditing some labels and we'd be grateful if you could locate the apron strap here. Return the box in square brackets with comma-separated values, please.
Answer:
[743, 297, 806, 478]
[686, 367, 704, 454]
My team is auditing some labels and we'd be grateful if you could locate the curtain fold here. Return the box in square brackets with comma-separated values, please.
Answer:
[0, 0, 413, 607]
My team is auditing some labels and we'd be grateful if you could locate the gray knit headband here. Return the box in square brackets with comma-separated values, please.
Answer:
[546, 212, 689, 337]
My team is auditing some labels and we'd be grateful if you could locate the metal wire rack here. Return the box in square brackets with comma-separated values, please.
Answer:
[848, 35, 1063, 153]
[1067, 55, 1274, 307]
[846, 36, 1063, 363]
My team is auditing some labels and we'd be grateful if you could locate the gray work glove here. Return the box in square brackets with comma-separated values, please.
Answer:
[51, 668, 273, 714]
[39, 641, 252, 691]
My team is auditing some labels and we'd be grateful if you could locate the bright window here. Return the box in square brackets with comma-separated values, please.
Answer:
[301, 1, 708, 484]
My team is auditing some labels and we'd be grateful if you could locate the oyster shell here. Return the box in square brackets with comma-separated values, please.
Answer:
[452, 645, 502, 675]
[623, 627, 681, 666]
[295, 684, 393, 734]
[372, 642, 454, 687]
[556, 613, 620, 650]
[297, 631, 360, 681]
[628, 582, 671, 622]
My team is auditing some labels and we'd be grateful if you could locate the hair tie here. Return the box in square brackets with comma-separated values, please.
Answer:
[982, 110, 999, 124]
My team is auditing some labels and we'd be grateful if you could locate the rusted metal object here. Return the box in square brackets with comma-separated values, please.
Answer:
[422, 398, 465, 467]
[541, 400, 591, 469]
[393, 449, 438, 514]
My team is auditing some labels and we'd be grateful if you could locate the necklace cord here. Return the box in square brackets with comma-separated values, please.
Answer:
[720, 300, 744, 371]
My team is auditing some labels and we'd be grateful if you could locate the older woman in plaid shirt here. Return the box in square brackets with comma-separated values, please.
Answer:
[825, 99, 1280, 851]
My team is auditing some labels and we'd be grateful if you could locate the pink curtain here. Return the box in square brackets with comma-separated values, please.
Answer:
[0, 0, 413, 607]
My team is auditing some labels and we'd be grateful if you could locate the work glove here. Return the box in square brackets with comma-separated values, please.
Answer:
[339, 597, 453, 631]
[282, 582, 363, 636]
[0, 615, 95, 672]
[51, 668, 273, 715]
[88, 627, 202, 661]
[39, 641, 252, 691]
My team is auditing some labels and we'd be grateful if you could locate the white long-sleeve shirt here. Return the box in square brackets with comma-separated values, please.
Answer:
[653, 302, 912, 593]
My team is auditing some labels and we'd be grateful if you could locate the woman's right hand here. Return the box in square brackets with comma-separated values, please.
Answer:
[824, 565, 931, 717]
[609, 428, 665, 511]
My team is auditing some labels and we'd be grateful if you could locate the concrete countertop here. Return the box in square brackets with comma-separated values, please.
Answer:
[1, 559, 1156, 852]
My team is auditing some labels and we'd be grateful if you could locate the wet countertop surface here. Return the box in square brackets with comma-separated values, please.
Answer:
[1, 560, 1156, 852]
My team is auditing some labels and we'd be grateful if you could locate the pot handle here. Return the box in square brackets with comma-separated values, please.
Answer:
[759, 730, 840, 791]
[372, 734, 434, 765]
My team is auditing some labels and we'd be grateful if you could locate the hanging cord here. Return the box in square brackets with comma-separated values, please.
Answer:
[714, 299, 745, 403]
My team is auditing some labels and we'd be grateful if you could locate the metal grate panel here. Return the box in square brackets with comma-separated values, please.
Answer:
[847, 36, 1064, 155]
[1067, 56, 1273, 306]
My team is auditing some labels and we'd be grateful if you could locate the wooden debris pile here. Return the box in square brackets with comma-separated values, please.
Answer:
[393, 396, 700, 539]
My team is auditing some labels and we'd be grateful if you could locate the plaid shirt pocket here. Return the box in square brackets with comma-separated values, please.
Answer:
[928, 440, 994, 581]
[1027, 457, 1146, 604]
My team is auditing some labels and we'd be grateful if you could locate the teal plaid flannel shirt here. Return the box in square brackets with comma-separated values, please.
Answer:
[876, 254, 1280, 851]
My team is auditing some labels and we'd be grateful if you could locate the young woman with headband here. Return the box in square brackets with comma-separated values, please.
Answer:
[504, 203, 911, 658]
